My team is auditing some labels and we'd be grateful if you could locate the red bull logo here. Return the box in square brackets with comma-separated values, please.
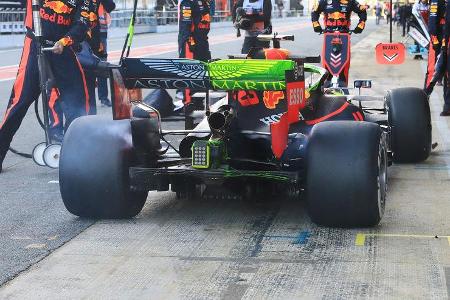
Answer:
[43, 0, 73, 14]
[201, 14, 211, 22]
[331, 37, 343, 45]
[263, 91, 284, 109]
[88, 12, 98, 22]
[237, 91, 259, 106]
[40, 8, 72, 25]
[328, 12, 346, 20]
[198, 14, 211, 29]
[325, 19, 349, 27]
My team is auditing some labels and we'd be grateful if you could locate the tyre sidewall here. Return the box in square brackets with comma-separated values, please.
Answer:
[306, 121, 383, 227]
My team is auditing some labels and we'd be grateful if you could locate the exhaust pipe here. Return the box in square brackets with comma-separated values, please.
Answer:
[179, 102, 232, 157]
[207, 105, 234, 138]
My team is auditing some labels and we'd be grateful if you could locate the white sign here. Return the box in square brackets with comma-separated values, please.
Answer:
[408, 28, 429, 48]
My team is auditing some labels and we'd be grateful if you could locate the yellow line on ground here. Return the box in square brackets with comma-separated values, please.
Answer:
[355, 233, 450, 246]
[355, 233, 366, 246]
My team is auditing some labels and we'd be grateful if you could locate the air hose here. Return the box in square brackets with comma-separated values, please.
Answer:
[119, 0, 138, 63]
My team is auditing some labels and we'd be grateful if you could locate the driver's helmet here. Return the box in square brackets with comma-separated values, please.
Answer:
[249, 48, 290, 59]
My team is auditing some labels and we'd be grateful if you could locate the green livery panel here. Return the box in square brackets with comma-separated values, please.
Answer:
[209, 59, 295, 91]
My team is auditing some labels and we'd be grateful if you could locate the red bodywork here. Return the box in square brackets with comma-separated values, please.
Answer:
[263, 48, 306, 159]
[111, 69, 132, 120]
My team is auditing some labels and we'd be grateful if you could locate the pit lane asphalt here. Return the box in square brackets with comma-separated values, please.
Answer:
[0, 18, 384, 292]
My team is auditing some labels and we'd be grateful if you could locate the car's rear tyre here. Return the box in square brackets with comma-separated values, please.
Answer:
[59, 116, 148, 218]
[306, 121, 387, 227]
[387, 87, 431, 163]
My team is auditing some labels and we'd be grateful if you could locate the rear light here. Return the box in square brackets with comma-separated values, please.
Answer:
[192, 140, 210, 169]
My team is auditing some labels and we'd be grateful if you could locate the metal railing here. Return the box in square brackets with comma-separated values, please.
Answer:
[0, 8, 306, 34]
[110, 9, 157, 28]
[0, 9, 25, 34]
[110, 9, 232, 27]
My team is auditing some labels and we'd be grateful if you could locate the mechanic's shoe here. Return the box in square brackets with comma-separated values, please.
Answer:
[413, 55, 423, 60]
[0, 154, 4, 174]
[0, 146, 7, 174]
[440, 110, 450, 116]
[424, 86, 433, 96]
[100, 98, 112, 107]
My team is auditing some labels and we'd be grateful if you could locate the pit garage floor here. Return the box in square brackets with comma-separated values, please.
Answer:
[0, 26, 449, 299]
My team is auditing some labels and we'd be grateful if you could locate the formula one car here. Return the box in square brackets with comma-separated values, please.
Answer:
[59, 35, 431, 227]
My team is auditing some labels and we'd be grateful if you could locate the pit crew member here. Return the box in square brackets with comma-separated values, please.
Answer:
[0, 0, 90, 173]
[311, 0, 367, 34]
[178, 0, 212, 62]
[425, 0, 446, 93]
[84, 0, 116, 113]
[441, 0, 450, 115]
[178, 0, 212, 106]
[232, 0, 273, 54]
[311, 0, 367, 84]
[97, 1, 115, 107]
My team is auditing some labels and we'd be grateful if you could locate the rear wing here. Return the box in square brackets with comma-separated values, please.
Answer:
[112, 56, 321, 122]
[120, 58, 299, 91]
[120, 58, 209, 90]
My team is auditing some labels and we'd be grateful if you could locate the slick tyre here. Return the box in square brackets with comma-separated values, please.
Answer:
[306, 121, 387, 227]
[59, 116, 148, 218]
[387, 87, 431, 163]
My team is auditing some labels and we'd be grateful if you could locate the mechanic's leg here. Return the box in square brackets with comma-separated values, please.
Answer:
[0, 37, 40, 170]
[443, 63, 450, 115]
[241, 37, 255, 54]
[97, 74, 110, 106]
[182, 43, 194, 105]
[442, 78, 450, 115]
[194, 39, 211, 61]
[242, 37, 270, 54]
[51, 48, 89, 130]
[85, 70, 97, 115]
[44, 51, 64, 141]
[97, 74, 108, 101]
[191, 39, 211, 111]
[425, 46, 438, 90]
[414, 42, 423, 60]
[441, 46, 450, 116]
[256, 40, 270, 49]
[97, 36, 109, 104]
[47, 87, 65, 142]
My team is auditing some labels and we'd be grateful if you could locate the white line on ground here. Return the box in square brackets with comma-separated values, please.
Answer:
[24, 243, 46, 250]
